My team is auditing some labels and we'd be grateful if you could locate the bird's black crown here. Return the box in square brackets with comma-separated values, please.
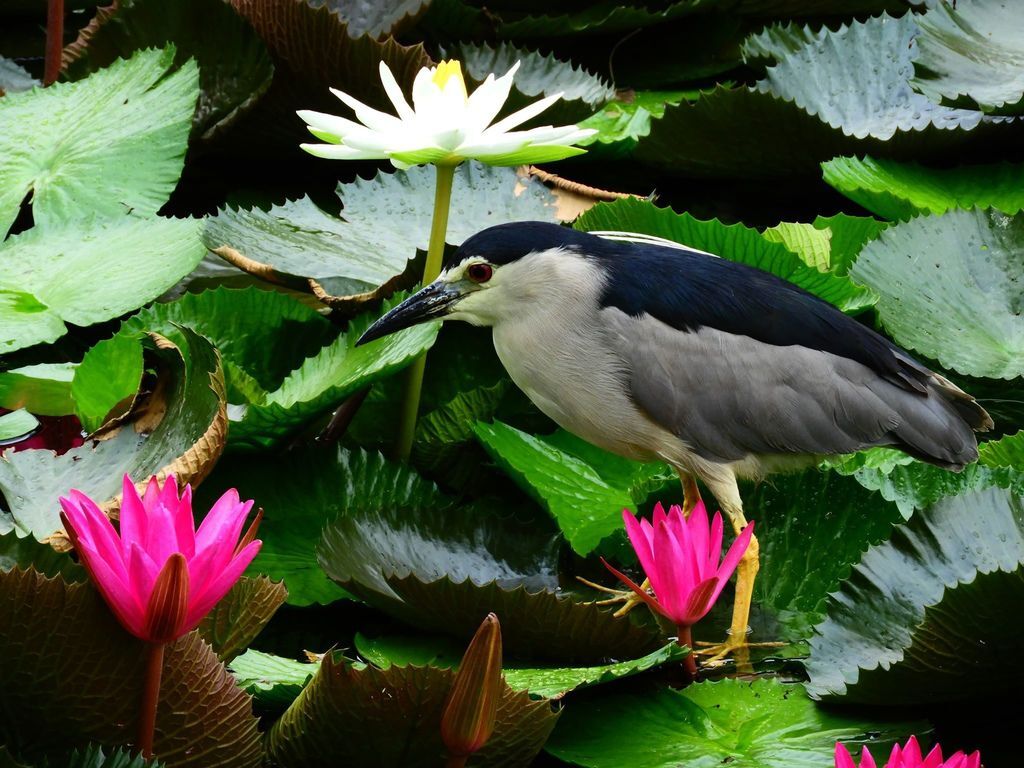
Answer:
[446, 222, 613, 268]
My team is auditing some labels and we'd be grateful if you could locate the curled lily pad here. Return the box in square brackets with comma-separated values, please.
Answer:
[807, 483, 1024, 704]
[198, 575, 288, 662]
[0, 329, 227, 540]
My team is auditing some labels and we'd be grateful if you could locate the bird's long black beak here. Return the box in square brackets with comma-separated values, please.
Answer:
[356, 280, 461, 346]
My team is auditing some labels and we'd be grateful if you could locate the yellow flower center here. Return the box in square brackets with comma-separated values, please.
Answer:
[432, 60, 467, 102]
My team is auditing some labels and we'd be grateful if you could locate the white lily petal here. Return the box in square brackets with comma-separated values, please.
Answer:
[411, 67, 439, 114]
[486, 92, 561, 134]
[342, 132, 431, 153]
[389, 147, 459, 166]
[329, 87, 404, 133]
[455, 134, 529, 157]
[465, 66, 518, 133]
[297, 109, 364, 139]
[300, 143, 387, 160]
[378, 61, 416, 121]
[486, 125, 596, 146]
[472, 144, 588, 166]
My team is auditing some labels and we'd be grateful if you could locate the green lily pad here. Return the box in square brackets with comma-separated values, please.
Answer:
[474, 420, 672, 555]
[0, 529, 83, 582]
[0, 215, 206, 353]
[807, 483, 1024, 704]
[575, 198, 877, 312]
[544, 678, 925, 768]
[639, 15, 1018, 178]
[356, 632, 688, 699]
[205, 162, 561, 305]
[0, 568, 261, 767]
[0, 329, 226, 540]
[0, 364, 76, 417]
[229, 649, 316, 711]
[822, 156, 1024, 220]
[454, 42, 614, 128]
[266, 653, 558, 768]
[228, 292, 439, 448]
[761, 214, 886, 275]
[0, 411, 38, 443]
[62, 0, 273, 140]
[759, 14, 988, 141]
[0, 47, 197, 236]
[980, 431, 1024, 470]
[913, 0, 1024, 114]
[197, 575, 288, 662]
[577, 91, 692, 156]
[849, 208, 1024, 380]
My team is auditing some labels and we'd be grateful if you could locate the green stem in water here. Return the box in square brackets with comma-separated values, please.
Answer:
[44, 0, 64, 86]
[137, 642, 165, 760]
[677, 625, 698, 679]
[394, 162, 457, 461]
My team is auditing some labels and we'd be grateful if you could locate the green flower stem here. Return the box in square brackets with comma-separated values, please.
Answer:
[677, 625, 698, 678]
[137, 641, 165, 759]
[445, 756, 468, 768]
[394, 162, 457, 460]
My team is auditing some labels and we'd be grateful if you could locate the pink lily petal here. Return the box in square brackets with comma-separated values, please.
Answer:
[652, 519, 687, 621]
[118, 474, 149, 558]
[600, 557, 670, 621]
[903, 736, 923, 765]
[708, 511, 724, 574]
[60, 492, 128, 582]
[623, 510, 657, 584]
[194, 489, 247, 552]
[861, 746, 877, 768]
[686, 503, 710, 577]
[681, 577, 719, 625]
[127, 541, 161, 606]
[174, 482, 196, 558]
[834, 744, 857, 768]
[184, 540, 261, 630]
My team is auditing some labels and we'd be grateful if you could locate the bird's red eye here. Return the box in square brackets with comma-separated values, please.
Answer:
[466, 263, 493, 283]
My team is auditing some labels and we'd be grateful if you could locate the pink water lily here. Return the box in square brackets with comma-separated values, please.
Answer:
[836, 736, 982, 768]
[603, 501, 753, 629]
[59, 473, 262, 644]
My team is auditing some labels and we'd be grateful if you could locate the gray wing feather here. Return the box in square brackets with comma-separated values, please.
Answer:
[602, 308, 978, 468]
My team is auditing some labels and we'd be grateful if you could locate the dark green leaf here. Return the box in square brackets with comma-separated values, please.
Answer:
[807, 484, 1024, 704]
[0, 329, 226, 540]
[849, 208, 1024, 379]
[62, 0, 273, 140]
[65, 744, 162, 768]
[0, 568, 261, 767]
[355, 632, 687, 699]
[0, 364, 76, 417]
[544, 678, 924, 768]
[575, 198, 876, 312]
[0, 47, 197, 236]
[980, 431, 1024, 470]
[198, 575, 288, 662]
[72, 333, 145, 434]
[761, 214, 886, 275]
[266, 653, 558, 768]
[913, 0, 1024, 114]
[823, 156, 1024, 220]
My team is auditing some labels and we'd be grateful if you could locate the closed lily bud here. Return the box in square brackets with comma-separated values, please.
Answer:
[441, 613, 503, 763]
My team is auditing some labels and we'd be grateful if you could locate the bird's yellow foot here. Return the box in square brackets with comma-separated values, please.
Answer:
[693, 632, 786, 667]
[576, 576, 651, 617]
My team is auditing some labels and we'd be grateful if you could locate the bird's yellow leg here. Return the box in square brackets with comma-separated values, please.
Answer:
[694, 523, 784, 667]
[680, 472, 702, 517]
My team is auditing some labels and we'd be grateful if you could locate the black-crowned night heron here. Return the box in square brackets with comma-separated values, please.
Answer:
[357, 221, 992, 662]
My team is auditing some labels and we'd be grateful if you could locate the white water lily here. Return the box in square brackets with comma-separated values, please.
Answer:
[298, 59, 596, 170]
